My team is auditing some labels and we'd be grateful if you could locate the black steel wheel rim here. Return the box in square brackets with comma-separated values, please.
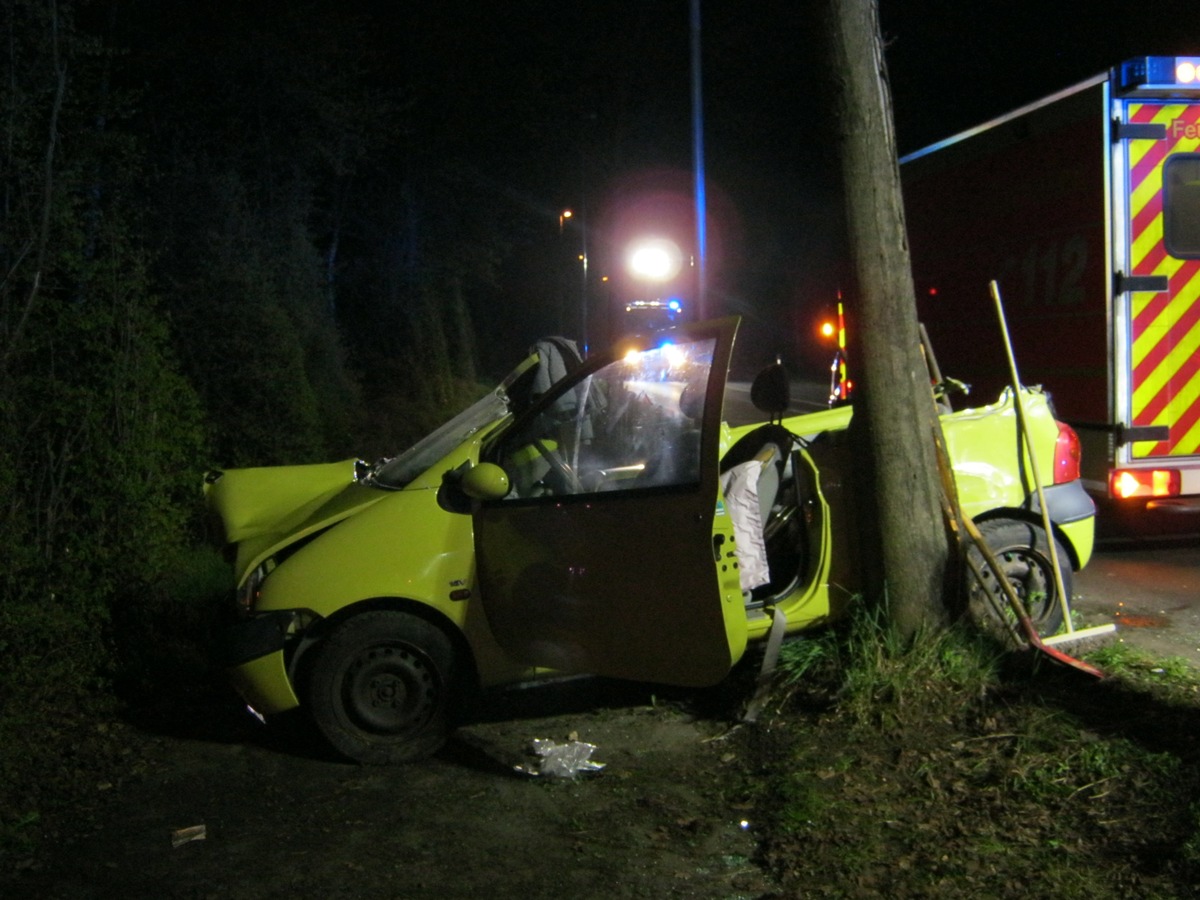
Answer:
[340, 643, 439, 736]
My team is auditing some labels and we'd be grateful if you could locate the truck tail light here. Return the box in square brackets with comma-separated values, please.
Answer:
[1110, 468, 1181, 499]
[1052, 421, 1082, 484]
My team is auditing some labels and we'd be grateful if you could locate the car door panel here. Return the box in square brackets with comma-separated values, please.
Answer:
[472, 319, 746, 686]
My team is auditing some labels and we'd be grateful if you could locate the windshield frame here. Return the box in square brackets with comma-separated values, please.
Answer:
[367, 388, 511, 490]
[365, 352, 541, 490]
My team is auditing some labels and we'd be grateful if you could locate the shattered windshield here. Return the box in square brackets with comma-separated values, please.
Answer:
[368, 388, 511, 489]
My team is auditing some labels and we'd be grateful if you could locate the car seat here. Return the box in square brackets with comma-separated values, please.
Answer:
[720, 426, 791, 592]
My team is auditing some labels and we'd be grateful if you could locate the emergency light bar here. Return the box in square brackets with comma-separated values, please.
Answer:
[1118, 56, 1200, 93]
[625, 298, 683, 313]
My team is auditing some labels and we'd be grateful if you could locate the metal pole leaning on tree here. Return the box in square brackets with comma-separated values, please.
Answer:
[924, 336, 1104, 679]
[988, 280, 1114, 648]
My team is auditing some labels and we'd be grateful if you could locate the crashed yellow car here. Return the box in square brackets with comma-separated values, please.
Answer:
[206, 318, 1095, 763]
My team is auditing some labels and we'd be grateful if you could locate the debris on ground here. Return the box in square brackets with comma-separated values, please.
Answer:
[515, 736, 605, 779]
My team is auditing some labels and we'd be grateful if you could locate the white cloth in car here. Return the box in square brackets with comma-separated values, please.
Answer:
[720, 459, 771, 592]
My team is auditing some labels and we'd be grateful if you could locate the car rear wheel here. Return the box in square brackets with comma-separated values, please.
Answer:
[964, 519, 1068, 642]
[308, 611, 459, 764]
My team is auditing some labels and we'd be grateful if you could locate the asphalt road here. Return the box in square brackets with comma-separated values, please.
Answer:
[724, 379, 827, 424]
[1073, 520, 1200, 667]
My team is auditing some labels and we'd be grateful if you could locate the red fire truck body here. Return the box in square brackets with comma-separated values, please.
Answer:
[902, 56, 1200, 513]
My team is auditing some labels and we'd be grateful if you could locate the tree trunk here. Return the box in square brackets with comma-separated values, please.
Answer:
[820, 0, 950, 637]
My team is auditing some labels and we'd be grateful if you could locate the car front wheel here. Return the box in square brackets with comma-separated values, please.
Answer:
[964, 519, 1068, 642]
[307, 611, 459, 764]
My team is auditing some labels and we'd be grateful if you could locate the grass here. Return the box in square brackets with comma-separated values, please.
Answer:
[776, 602, 1002, 726]
[744, 603, 1200, 897]
[1085, 641, 1200, 694]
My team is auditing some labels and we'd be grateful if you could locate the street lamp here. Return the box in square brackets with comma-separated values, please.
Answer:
[557, 209, 588, 348]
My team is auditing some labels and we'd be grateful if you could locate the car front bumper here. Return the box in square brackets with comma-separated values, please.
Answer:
[222, 611, 302, 716]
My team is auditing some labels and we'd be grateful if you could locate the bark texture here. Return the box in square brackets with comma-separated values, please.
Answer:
[821, 0, 951, 637]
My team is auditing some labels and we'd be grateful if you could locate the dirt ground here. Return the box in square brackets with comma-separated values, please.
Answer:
[6, 519, 1200, 899]
[7, 625, 1200, 899]
[6, 675, 780, 900]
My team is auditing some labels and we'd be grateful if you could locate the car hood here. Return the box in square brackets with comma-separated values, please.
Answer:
[203, 349, 550, 581]
[205, 457, 379, 551]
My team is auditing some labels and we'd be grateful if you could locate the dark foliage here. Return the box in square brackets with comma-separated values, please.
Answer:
[0, 0, 522, 834]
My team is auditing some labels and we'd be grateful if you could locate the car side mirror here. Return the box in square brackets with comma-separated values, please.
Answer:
[461, 462, 510, 501]
[439, 461, 511, 513]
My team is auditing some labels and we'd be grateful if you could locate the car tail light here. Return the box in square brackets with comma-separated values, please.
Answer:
[1110, 468, 1181, 499]
[1052, 421, 1082, 484]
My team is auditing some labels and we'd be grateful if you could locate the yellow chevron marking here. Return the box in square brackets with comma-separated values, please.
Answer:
[1130, 216, 1166, 271]
[1175, 407, 1200, 455]
[1132, 306, 1200, 411]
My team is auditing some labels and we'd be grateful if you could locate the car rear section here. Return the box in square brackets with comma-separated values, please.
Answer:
[940, 385, 1094, 636]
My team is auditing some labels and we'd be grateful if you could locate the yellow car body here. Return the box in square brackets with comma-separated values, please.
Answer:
[206, 318, 1095, 763]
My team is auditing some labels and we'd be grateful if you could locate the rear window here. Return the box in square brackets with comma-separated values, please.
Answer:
[1163, 154, 1200, 258]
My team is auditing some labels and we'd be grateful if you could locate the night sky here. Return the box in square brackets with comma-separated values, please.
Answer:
[883, 0, 1200, 152]
[395, 0, 1200, 366]
[150, 1, 1200, 370]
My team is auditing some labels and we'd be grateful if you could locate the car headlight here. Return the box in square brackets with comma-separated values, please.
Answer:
[236, 563, 270, 617]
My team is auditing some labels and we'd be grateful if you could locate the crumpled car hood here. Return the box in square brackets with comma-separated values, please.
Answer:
[204, 457, 380, 559]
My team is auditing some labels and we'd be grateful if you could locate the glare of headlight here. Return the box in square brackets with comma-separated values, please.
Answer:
[663, 342, 686, 368]
[623, 348, 642, 364]
[626, 237, 682, 282]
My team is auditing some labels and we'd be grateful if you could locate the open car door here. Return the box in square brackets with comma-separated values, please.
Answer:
[472, 318, 746, 686]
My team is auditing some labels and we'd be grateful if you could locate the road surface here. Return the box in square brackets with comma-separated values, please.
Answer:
[1073, 529, 1200, 667]
[724, 379, 827, 424]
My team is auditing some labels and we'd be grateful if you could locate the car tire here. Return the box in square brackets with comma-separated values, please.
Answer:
[307, 610, 459, 764]
[964, 519, 1068, 641]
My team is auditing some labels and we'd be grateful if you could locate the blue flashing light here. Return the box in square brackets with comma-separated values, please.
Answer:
[668, 298, 681, 311]
[1119, 56, 1200, 92]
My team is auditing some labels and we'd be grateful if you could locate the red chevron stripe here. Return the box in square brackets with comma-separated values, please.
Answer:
[1136, 347, 1200, 431]
[1131, 190, 1162, 243]
[1133, 261, 1200, 336]
[1131, 139, 1169, 188]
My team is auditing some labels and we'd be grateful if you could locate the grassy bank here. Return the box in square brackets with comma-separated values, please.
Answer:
[737, 616, 1200, 897]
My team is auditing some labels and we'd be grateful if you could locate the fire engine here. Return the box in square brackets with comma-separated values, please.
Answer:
[901, 56, 1200, 515]
[623, 297, 686, 333]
